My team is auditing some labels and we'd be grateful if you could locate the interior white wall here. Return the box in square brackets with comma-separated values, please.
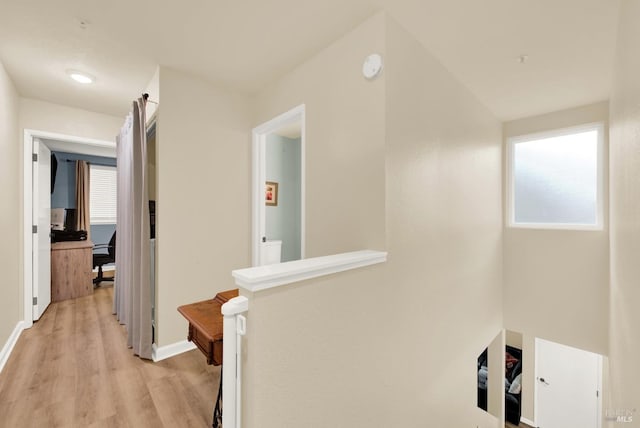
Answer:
[252, 14, 386, 257]
[154, 67, 253, 347]
[242, 13, 388, 426]
[608, 0, 640, 421]
[503, 101, 610, 357]
[144, 67, 160, 121]
[0, 60, 21, 354]
[521, 333, 536, 423]
[504, 330, 535, 423]
[385, 16, 503, 427]
[505, 330, 523, 349]
[19, 98, 122, 142]
[487, 331, 506, 423]
[242, 13, 503, 427]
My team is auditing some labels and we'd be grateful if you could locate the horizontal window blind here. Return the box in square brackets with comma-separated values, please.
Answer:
[90, 165, 117, 224]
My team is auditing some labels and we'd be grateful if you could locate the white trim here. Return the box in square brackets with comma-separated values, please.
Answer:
[0, 321, 25, 373]
[506, 122, 605, 231]
[23, 129, 115, 327]
[222, 296, 249, 428]
[251, 128, 264, 267]
[534, 337, 539, 427]
[596, 354, 603, 428]
[252, 104, 306, 267]
[221, 296, 250, 317]
[29, 129, 116, 149]
[508, 222, 603, 231]
[151, 340, 197, 362]
[520, 417, 536, 427]
[232, 250, 387, 292]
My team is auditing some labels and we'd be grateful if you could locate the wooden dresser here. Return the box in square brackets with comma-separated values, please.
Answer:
[177, 289, 239, 366]
[177, 288, 239, 428]
[51, 240, 94, 302]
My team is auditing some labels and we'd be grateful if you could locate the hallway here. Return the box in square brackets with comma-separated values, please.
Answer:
[0, 287, 218, 428]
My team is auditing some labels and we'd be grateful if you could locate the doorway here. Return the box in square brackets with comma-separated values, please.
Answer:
[251, 105, 305, 266]
[22, 129, 115, 328]
[535, 338, 602, 428]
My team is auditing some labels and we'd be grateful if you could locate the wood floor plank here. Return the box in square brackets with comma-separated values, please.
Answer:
[0, 286, 217, 428]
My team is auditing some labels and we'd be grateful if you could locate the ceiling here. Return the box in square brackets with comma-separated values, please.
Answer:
[0, 0, 621, 121]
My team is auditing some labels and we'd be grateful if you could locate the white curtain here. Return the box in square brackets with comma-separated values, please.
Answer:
[114, 97, 152, 359]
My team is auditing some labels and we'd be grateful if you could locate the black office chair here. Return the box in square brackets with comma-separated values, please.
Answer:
[93, 231, 116, 286]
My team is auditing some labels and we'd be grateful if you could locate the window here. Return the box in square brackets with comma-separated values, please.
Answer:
[507, 123, 603, 230]
[90, 165, 117, 224]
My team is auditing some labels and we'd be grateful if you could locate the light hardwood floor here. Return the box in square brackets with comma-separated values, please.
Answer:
[0, 286, 219, 428]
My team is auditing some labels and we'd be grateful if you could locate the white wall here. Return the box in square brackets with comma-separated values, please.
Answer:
[487, 331, 506, 423]
[154, 67, 252, 347]
[0, 61, 21, 355]
[144, 67, 160, 122]
[385, 16, 503, 427]
[242, 13, 503, 427]
[505, 330, 523, 349]
[252, 14, 387, 257]
[19, 98, 122, 142]
[242, 13, 388, 426]
[505, 330, 535, 423]
[503, 102, 610, 357]
[608, 0, 640, 423]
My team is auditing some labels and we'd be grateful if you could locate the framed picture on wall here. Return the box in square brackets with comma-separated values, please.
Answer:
[266, 181, 279, 206]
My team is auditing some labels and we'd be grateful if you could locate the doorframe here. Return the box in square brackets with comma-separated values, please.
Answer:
[22, 129, 115, 328]
[533, 337, 603, 428]
[251, 105, 306, 267]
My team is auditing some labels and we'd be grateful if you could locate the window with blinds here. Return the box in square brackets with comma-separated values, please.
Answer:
[90, 165, 117, 224]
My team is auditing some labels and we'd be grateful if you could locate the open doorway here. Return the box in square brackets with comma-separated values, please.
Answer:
[251, 105, 305, 266]
[22, 129, 115, 328]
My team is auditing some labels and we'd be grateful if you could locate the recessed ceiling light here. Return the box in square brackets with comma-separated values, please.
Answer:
[67, 70, 94, 84]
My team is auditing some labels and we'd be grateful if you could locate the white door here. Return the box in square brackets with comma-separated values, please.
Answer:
[32, 139, 51, 320]
[536, 338, 601, 428]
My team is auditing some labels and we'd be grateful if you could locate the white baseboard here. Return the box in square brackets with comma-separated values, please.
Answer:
[152, 340, 196, 362]
[0, 321, 25, 374]
[521, 416, 536, 427]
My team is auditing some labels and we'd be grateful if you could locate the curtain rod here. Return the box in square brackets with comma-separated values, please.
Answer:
[142, 93, 158, 105]
[65, 159, 116, 167]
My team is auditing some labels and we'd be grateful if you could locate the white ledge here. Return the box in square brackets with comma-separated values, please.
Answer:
[232, 250, 387, 292]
